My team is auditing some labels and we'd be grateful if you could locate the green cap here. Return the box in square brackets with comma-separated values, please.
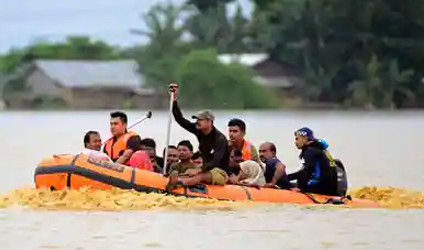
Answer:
[191, 110, 215, 121]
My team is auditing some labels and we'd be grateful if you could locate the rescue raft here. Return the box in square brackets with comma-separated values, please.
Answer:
[34, 154, 378, 207]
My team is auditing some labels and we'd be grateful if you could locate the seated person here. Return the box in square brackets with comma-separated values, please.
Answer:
[82, 131, 111, 161]
[227, 118, 260, 163]
[258, 142, 290, 189]
[140, 138, 164, 169]
[103, 111, 142, 165]
[163, 145, 179, 173]
[191, 151, 203, 167]
[228, 149, 266, 186]
[166, 83, 230, 190]
[168, 140, 199, 174]
[140, 139, 163, 173]
[289, 127, 340, 196]
[128, 150, 154, 171]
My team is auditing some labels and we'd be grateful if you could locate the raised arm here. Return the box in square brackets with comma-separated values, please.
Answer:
[169, 83, 198, 134]
[172, 101, 198, 134]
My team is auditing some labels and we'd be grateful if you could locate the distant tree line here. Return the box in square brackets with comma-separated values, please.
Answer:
[1, 0, 424, 109]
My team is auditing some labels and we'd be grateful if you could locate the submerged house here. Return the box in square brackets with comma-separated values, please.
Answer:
[217, 53, 304, 93]
[2, 59, 162, 109]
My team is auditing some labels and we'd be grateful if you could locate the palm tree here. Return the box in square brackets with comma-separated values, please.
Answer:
[303, 66, 338, 102]
[226, 3, 250, 54]
[129, 3, 189, 51]
[347, 55, 381, 109]
[184, 3, 232, 52]
[380, 59, 415, 109]
[129, 3, 190, 91]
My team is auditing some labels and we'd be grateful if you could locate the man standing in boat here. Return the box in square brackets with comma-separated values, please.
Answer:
[103, 111, 143, 165]
[166, 83, 230, 191]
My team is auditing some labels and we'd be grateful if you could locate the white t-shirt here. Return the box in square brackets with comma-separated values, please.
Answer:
[239, 160, 266, 186]
[82, 148, 112, 162]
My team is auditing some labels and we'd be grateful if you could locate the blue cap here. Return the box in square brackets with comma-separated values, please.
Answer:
[295, 127, 315, 140]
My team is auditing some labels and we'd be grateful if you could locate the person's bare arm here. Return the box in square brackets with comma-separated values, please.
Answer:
[115, 149, 133, 164]
[270, 162, 286, 185]
[115, 136, 140, 164]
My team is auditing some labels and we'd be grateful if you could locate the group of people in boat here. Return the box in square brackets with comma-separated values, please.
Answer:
[82, 83, 348, 197]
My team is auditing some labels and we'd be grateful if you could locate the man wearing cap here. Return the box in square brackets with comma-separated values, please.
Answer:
[288, 127, 339, 196]
[166, 83, 230, 190]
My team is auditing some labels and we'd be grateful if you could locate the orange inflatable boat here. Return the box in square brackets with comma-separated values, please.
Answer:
[34, 154, 378, 208]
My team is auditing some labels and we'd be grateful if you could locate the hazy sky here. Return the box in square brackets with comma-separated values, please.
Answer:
[0, 0, 252, 53]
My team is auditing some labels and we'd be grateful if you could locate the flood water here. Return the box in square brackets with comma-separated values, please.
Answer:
[1, 110, 424, 250]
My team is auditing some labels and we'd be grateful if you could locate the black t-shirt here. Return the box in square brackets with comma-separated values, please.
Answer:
[172, 101, 230, 174]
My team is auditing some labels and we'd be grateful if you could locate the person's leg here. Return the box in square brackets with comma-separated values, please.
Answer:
[209, 168, 227, 185]
[169, 171, 215, 186]
[166, 171, 211, 191]
[166, 168, 227, 191]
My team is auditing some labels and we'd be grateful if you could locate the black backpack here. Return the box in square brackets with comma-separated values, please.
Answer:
[334, 159, 348, 196]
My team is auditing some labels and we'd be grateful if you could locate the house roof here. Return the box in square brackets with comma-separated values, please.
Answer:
[217, 53, 268, 66]
[254, 76, 300, 88]
[33, 59, 144, 89]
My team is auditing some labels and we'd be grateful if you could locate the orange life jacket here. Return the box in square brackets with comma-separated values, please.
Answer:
[104, 131, 139, 164]
[241, 140, 253, 161]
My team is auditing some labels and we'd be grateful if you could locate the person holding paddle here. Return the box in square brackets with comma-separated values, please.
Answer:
[165, 83, 230, 191]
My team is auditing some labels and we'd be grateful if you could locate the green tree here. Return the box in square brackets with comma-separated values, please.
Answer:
[0, 36, 122, 74]
[175, 49, 278, 109]
[249, 0, 424, 108]
[380, 60, 415, 108]
[227, 4, 251, 54]
[346, 55, 381, 109]
[185, 3, 232, 52]
[130, 3, 190, 92]
[188, 0, 235, 13]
